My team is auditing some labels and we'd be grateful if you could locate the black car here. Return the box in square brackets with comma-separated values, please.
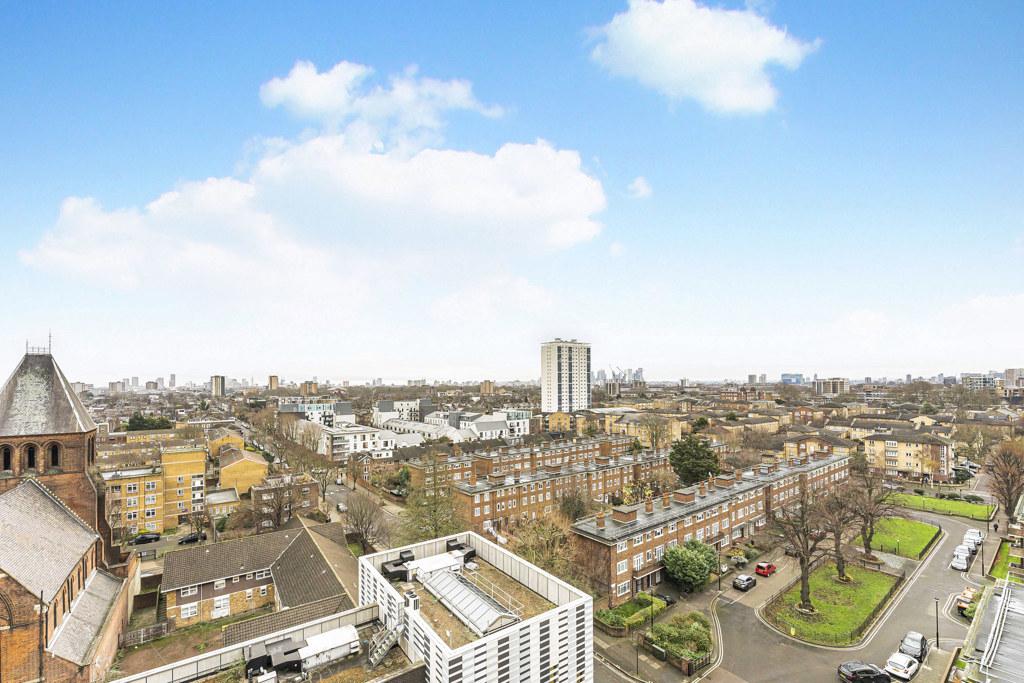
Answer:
[732, 574, 757, 591]
[838, 661, 891, 682]
[654, 592, 677, 606]
[178, 532, 207, 545]
[898, 631, 930, 661]
[128, 532, 160, 545]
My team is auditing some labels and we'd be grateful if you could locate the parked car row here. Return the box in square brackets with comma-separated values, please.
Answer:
[732, 563, 777, 592]
[951, 528, 984, 571]
[838, 630, 930, 681]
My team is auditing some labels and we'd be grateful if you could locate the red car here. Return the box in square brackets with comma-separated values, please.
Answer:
[755, 562, 777, 577]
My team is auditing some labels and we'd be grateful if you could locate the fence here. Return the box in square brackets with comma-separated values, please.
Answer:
[119, 622, 170, 648]
[109, 604, 379, 683]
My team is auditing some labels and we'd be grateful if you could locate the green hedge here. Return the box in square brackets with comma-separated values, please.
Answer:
[623, 594, 667, 628]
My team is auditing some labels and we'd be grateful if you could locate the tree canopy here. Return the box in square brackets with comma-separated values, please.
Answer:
[669, 436, 720, 486]
[126, 412, 172, 431]
[663, 540, 717, 592]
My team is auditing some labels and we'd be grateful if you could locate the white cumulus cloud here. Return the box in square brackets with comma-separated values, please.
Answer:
[627, 175, 652, 198]
[591, 0, 820, 113]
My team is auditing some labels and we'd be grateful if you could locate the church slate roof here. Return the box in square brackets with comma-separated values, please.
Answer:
[0, 479, 99, 599]
[0, 353, 96, 437]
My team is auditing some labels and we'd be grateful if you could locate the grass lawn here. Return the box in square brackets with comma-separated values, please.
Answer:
[347, 541, 364, 557]
[990, 541, 1024, 584]
[891, 493, 993, 520]
[860, 517, 939, 558]
[766, 563, 899, 646]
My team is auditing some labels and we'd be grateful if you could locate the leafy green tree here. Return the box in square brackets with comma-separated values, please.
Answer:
[126, 412, 172, 431]
[669, 436, 720, 486]
[690, 417, 709, 433]
[663, 540, 717, 592]
[725, 412, 738, 421]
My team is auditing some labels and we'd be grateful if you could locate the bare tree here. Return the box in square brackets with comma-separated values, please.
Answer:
[770, 484, 828, 612]
[639, 414, 670, 450]
[989, 440, 1024, 528]
[815, 488, 856, 582]
[849, 459, 899, 561]
[347, 490, 390, 551]
[558, 479, 592, 521]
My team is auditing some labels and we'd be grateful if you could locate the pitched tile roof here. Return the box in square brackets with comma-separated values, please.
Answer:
[162, 530, 297, 591]
[48, 570, 123, 665]
[0, 353, 95, 437]
[0, 479, 98, 599]
[271, 528, 349, 608]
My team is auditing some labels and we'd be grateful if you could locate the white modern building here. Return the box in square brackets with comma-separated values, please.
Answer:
[541, 339, 591, 413]
[359, 532, 593, 683]
[423, 408, 531, 441]
[813, 377, 849, 397]
[319, 422, 397, 463]
[279, 397, 356, 427]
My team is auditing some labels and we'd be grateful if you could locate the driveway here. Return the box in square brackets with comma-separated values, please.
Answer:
[705, 510, 993, 683]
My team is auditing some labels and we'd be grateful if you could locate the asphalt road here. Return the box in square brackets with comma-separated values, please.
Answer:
[707, 510, 993, 683]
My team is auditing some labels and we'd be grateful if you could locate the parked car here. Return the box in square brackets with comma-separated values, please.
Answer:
[838, 661, 891, 682]
[898, 631, 930, 661]
[335, 477, 343, 486]
[951, 555, 969, 571]
[954, 544, 974, 557]
[128, 532, 160, 545]
[884, 652, 920, 680]
[654, 592, 677, 606]
[178, 532, 207, 545]
[337, 502, 348, 513]
[731, 554, 748, 567]
[965, 529, 984, 542]
[783, 545, 799, 557]
[732, 574, 757, 591]
[962, 535, 981, 550]
[755, 562, 777, 577]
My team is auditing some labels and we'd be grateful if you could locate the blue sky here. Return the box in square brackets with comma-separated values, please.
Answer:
[1, 1, 1022, 385]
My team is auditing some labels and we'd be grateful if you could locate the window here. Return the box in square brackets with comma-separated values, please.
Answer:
[179, 603, 198, 618]
[145, 481, 157, 491]
[232, 576, 240, 583]
[126, 497, 138, 508]
[214, 579, 226, 590]
[26, 445, 36, 469]
[49, 444, 60, 468]
[255, 569, 271, 579]
[260, 585, 268, 597]
[616, 560, 628, 575]
[180, 586, 197, 597]
[1, 445, 10, 471]
[145, 508, 156, 518]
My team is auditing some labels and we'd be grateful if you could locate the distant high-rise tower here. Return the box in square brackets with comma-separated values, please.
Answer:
[747, 374, 757, 385]
[541, 339, 591, 413]
[169, 373, 176, 388]
[758, 373, 766, 384]
[211, 375, 226, 397]
[268, 375, 279, 391]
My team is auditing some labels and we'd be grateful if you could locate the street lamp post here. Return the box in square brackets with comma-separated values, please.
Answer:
[934, 597, 940, 649]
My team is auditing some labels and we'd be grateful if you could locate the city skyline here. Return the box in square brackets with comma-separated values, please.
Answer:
[2, 2, 1022, 382]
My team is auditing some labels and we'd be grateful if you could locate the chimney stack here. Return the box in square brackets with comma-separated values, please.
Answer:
[662, 492, 671, 509]
[596, 512, 605, 529]
[645, 498, 654, 514]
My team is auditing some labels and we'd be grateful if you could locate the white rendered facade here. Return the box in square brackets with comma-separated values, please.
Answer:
[541, 339, 591, 413]
[359, 532, 593, 683]
[319, 422, 397, 463]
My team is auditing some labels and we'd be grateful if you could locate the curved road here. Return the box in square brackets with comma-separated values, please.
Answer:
[706, 510, 992, 682]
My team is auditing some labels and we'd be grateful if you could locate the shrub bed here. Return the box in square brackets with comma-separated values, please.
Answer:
[646, 611, 712, 661]
[595, 593, 667, 630]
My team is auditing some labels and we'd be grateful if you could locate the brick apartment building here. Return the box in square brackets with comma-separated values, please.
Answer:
[445, 437, 673, 534]
[862, 431, 955, 482]
[571, 453, 850, 607]
[251, 473, 320, 532]
[162, 523, 352, 628]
